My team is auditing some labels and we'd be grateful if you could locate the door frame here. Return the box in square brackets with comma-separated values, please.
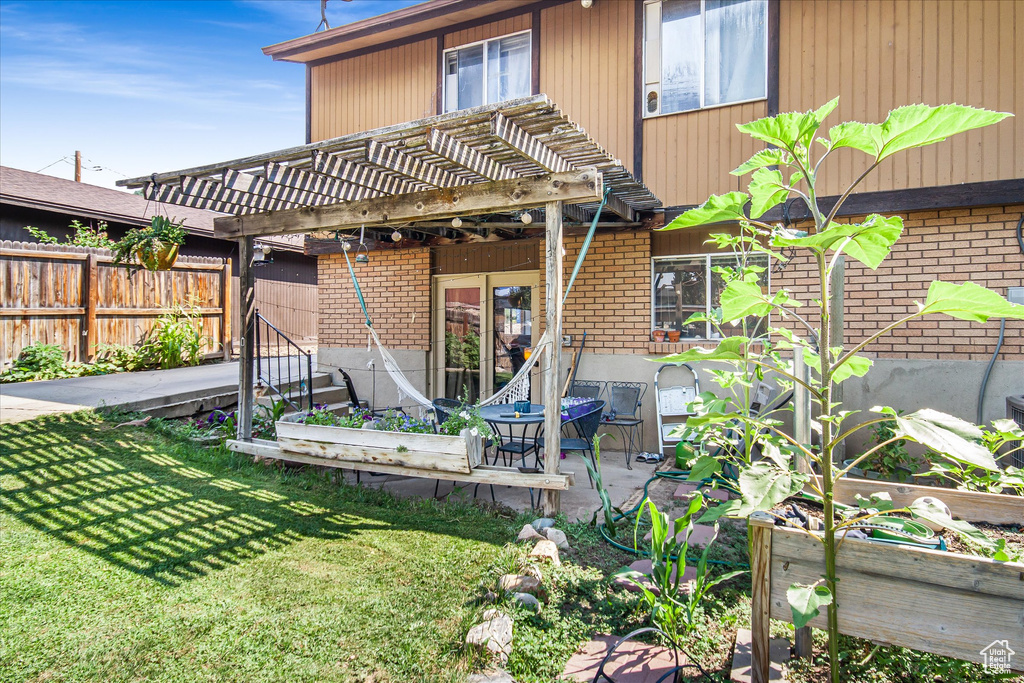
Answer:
[432, 270, 540, 402]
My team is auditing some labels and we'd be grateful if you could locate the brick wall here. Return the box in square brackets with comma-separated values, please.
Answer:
[539, 230, 652, 354]
[317, 248, 430, 350]
[773, 204, 1024, 361]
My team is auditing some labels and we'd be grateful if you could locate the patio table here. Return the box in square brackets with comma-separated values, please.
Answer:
[479, 403, 545, 468]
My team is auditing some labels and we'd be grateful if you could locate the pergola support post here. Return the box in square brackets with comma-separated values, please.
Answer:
[541, 200, 563, 516]
[237, 236, 256, 441]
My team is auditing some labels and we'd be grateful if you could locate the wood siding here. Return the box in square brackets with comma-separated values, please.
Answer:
[310, 38, 437, 141]
[643, 101, 769, 208]
[443, 14, 531, 49]
[306, 0, 1022, 208]
[539, 0, 636, 169]
[778, 0, 1023, 197]
[431, 239, 540, 276]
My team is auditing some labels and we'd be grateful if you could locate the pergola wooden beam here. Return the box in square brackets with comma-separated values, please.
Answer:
[427, 128, 519, 181]
[223, 170, 334, 208]
[264, 162, 354, 203]
[213, 167, 603, 238]
[366, 139, 469, 188]
[145, 180, 258, 215]
[313, 150, 414, 196]
[491, 113, 573, 173]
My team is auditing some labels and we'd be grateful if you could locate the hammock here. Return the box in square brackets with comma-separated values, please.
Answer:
[346, 190, 610, 409]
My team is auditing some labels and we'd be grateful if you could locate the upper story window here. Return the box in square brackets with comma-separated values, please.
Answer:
[643, 0, 768, 117]
[444, 31, 531, 113]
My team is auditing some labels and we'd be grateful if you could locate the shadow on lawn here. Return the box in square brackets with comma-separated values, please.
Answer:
[0, 413, 505, 587]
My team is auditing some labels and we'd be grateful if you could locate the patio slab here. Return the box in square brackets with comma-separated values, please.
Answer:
[560, 634, 686, 682]
[340, 451, 659, 520]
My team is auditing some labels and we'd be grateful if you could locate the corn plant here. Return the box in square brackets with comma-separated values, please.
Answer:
[657, 98, 1021, 682]
[616, 494, 745, 643]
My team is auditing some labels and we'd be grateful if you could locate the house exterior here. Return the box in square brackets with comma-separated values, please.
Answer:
[263, 0, 1023, 450]
[1, 165, 319, 345]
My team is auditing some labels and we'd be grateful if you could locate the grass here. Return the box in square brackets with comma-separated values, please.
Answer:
[0, 411, 517, 683]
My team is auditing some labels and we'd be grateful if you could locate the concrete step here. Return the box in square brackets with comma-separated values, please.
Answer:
[256, 382, 349, 409]
[131, 389, 239, 419]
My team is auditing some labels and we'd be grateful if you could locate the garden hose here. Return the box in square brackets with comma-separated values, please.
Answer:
[597, 470, 749, 569]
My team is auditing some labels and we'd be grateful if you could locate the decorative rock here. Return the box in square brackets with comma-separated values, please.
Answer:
[517, 524, 544, 542]
[531, 517, 556, 531]
[542, 527, 570, 550]
[466, 609, 513, 664]
[512, 592, 540, 610]
[466, 669, 516, 683]
[527, 539, 561, 566]
[498, 574, 542, 595]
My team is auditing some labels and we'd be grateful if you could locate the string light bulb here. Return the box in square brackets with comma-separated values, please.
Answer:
[451, 216, 462, 228]
[341, 241, 352, 251]
[391, 229, 402, 242]
[520, 212, 533, 225]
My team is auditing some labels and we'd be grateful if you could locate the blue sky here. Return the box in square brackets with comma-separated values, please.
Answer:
[0, 0, 420, 189]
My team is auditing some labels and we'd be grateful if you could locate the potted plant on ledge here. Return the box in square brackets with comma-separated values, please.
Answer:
[113, 215, 187, 271]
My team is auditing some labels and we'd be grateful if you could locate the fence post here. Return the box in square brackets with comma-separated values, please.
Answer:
[749, 511, 774, 683]
[238, 237, 255, 441]
[221, 259, 233, 360]
[82, 254, 99, 361]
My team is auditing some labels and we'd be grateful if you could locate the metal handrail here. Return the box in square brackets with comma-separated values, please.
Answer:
[254, 308, 314, 413]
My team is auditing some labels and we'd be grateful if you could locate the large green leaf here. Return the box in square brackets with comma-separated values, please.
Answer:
[773, 214, 903, 269]
[737, 97, 839, 151]
[738, 463, 808, 511]
[731, 148, 792, 176]
[802, 348, 873, 384]
[828, 104, 1012, 162]
[787, 583, 832, 629]
[657, 337, 751, 364]
[720, 280, 772, 321]
[686, 455, 722, 482]
[878, 407, 997, 471]
[661, 192, 749, 230]
[748, 168, 791, 218]
[907, 498, 995, 550]
[918, 281, 1024, 323]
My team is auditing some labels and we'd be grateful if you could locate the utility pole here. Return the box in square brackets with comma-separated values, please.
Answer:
[74, 151, 82, 182]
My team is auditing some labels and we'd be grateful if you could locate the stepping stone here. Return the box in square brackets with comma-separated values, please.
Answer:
[643, 522, 717, 547]
[702, 487, 731, 502]
[612, 559, 697, 596]
[729, 628, 790, 682]
[673, 482, 698, 499]
[560, 634, 685, 682]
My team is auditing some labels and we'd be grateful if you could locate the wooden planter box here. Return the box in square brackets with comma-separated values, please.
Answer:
[747, 482, 1024, 682]
[275, 417, 482, 474]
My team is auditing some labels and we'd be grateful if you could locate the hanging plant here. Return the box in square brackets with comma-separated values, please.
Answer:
[112, 215, 187, 271]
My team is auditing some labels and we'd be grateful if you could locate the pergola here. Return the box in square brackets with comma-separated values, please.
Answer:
[120, 95, 660, 513]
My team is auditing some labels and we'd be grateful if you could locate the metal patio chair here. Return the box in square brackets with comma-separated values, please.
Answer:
[539, 399, 606, 488]
[599, 381, 647, 469]
[568, 379, 604, 400]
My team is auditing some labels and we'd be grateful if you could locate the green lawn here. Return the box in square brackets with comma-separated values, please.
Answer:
[0, 412, 515, 683]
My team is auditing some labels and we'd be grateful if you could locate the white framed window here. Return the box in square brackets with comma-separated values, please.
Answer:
[652, 253, 770, 339]
[443, 31, 532, 113]
[643, 0, 768, 117]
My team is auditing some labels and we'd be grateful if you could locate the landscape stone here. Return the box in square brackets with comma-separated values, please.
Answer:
[531, 517, 556, 531]
[498, 574, 542, 595]
[541, 527, 569, 550]
[466, 669, 516, 683]
[512, 592, 540, 610]
[527, 539, 561, 565]
[466, 609, 513, 664]
[516, 524, 544, 542]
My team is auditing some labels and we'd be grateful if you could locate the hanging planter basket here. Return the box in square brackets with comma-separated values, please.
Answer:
[135, 241, 180, 271]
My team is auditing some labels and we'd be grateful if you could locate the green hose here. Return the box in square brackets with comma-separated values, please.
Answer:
[598, 470, 749, 569]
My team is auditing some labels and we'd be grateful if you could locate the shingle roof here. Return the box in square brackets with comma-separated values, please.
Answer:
[0, 166, 304, 251]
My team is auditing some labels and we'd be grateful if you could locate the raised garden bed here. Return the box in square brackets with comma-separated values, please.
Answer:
[747, 485, 1024, 681]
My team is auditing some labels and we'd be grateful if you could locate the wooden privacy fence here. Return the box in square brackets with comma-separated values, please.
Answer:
[0, 240, 231, 367]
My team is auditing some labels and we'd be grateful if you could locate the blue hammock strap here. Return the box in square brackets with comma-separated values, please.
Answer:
[562, 188, 610, 307]
[343, 247, 372, 327]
